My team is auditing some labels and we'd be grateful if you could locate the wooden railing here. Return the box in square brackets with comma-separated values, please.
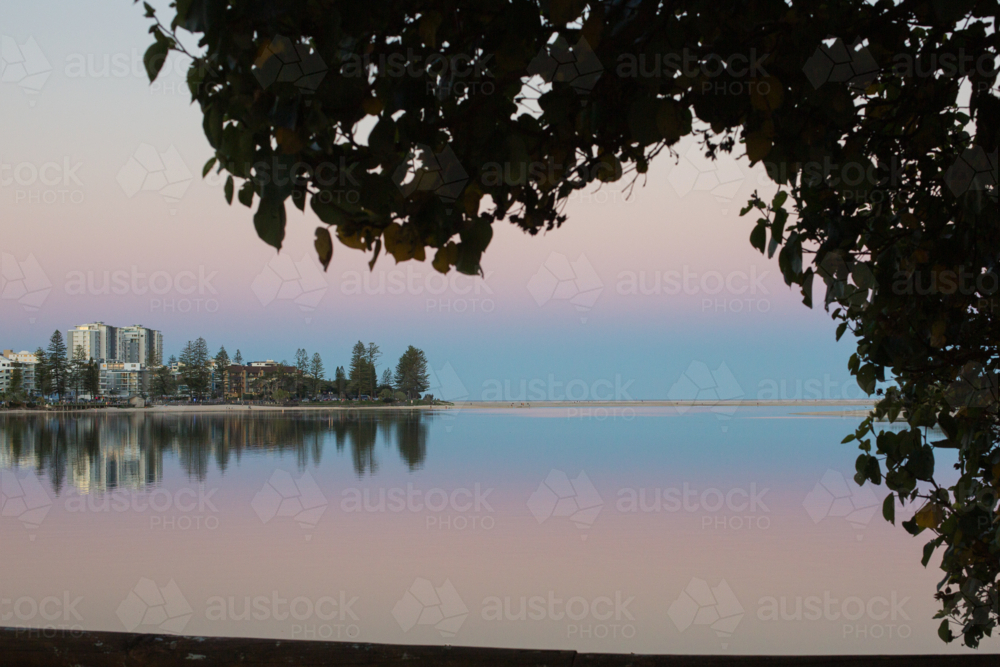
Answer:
[0, 629, 995, 667]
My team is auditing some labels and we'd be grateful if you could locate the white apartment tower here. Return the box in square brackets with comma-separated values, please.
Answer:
[117, 325, 163, 366]
[67, 323, 162, 365]
[67, 322, 118, 361]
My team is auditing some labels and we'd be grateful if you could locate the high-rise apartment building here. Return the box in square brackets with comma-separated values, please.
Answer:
[116, 325, 163, 366]
[67, 323, 162, 366]
[67, 322, 118, 361]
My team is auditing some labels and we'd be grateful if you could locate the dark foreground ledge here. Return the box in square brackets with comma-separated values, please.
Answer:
[1, 629, 993, 666]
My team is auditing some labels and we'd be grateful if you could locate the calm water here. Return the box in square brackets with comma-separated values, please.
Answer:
[0, 407, 988, 655]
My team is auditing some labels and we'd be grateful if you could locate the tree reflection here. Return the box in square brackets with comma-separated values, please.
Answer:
[0, 410, 431, 494]
[395, 414, 428, 471]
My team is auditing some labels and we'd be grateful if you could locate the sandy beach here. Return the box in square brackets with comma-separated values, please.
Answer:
[452, 399, 875, 409]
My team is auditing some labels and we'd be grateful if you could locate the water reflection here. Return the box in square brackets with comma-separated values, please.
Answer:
[0, 410, 430, 494]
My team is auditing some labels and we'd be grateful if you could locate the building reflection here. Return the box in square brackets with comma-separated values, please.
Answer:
[0, 410, 430, 494]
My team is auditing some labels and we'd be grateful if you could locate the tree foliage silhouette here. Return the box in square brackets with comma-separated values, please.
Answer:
[142, 0, 997, 645]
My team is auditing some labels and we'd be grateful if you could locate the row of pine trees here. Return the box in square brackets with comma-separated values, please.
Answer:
[346, 342, 430, 400]
[150, 338, 430, 402]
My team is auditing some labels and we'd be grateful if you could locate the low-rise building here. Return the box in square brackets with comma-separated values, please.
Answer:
[228, 361, 300, 399]
[227, 364, 271, 398]
[0, 356, 12, 394]
[1, 350, 36, 395]
[4, 350, 37, 364]
[99, 362, 148, 397]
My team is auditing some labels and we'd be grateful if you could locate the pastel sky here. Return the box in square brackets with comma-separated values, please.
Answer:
[1, 0, 861, 400]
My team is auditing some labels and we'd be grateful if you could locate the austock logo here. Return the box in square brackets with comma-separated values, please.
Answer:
[338, 264, 496, 316]
[393, 578, 469, 637]
[339, 48, 495, 98]
[251, 254, 329, 324]
[945, 362, 999, 410]
[527, 37, 603, 95]
[802, 469, 880, 541]
[1, 156, 85, 205]
[0, 470, 53, 540]
[63, 485, 220, 532]
[527, 252, 604, 323]
[0, 252, 52, 322]
[481, 590, 636, 639]
[425, 362, 469, 431]
[757, 591, 911, 620]
[616, 483, 771, 531]
[616, 265, 771, 315]
[1, 35, 51, 102]
[757, 591, 912, 640]
[392, 143, 469, 207]
[116, 578, 193, 634]
[944, 146, 998, 197]
[253, 35, 327, 91]
[666, 142, 746, 214]
[667, 361, 745, 431]
[668, 578, 744, 649]
[803, 38, 879, 90]
[426, 362, 469, 404]
[340, 482, 495, 532]
[63, 265, 221, 315]
[205, 590, 361, 640]
[527, 470, 603, 536]
[0, 591, 84, 631]
[481, 374, 635, 402]
[116, 144, 193, 205]
[251, 470, 328, 540]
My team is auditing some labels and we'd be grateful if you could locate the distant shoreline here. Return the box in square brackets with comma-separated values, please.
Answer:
[0, 399, 875, 417]
[453, 400, 875, 408]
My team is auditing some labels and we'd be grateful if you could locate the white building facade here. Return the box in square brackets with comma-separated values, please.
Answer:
[67, 322, 162, 366]
[116, 325, 163, 366]
[99, 362, 148, 397]
[1, 350, 36, 395]
[64, 323, 162, 397]
[67, 322, 119, 361]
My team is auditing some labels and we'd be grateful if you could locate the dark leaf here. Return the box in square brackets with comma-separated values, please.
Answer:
[253, 191, 286, 250]
[143, 40, 170, 83]
[238, 181, 254, 208]
[882, 493, 895, 524]
[750, 222, 766, 253]
[314, 227, 333, 271]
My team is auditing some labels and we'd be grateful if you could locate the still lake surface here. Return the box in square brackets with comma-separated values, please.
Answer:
[0, 407, 989, 655]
